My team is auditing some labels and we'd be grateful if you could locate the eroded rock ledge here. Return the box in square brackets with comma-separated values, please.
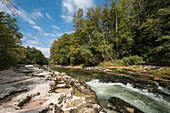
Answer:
[0, 65, 103, 113]
[53, 65, 170, 102]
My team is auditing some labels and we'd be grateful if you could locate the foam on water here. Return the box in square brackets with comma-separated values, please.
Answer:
[86, 79, 170, 113]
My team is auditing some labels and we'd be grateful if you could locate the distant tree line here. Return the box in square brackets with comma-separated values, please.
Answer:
[50, 0, 170, 66]
[0, 12, 48, 70]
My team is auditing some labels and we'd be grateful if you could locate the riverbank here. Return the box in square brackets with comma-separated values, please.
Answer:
[1, 65, 170, 113]
[52, 65, 170, 102]
[52, 65, 170, 113]
[0, 65, 102, 113]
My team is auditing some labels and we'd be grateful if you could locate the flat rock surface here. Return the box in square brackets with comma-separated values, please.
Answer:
[0, 66, 101, 113]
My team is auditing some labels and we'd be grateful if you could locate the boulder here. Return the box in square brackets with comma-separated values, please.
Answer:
[107, 97, 144, 113]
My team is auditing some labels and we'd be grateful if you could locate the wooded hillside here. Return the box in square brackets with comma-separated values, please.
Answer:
[50, 0, 170, 66]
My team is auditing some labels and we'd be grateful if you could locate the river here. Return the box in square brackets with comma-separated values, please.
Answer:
[53, 67, 170, 113]
[87, 79, 170, 113]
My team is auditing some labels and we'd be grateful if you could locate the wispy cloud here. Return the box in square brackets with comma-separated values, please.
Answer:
[31, 10, 43, 20]
[61, 0, 94, 23]
[0, 1, 74, 58]
[21, 36, 27, 41]
[43, 32, 62, 38]
[22, 30, 74, 58]
[0, 2, 36, 25]
[32, 25, 43, 32]
[36, 31, 73, 57]
[17, 9, 36, 25]
[26, 40, 40, 45]
[0, 1, 15, 14]
[62, 0, 74, 14]
[24, 33, 38, 39]
[60, 15, 73, 23]
[0, 2, 45, 25]
[52, 25, 60, 30]
[45, 13, 52, 19]
[65, 31, 74, 34]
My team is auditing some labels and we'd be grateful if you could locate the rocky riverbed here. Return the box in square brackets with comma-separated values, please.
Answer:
[52, 65, 170, 113]
[0, 65, 103, 113]
[53, 65, 170, 103]
[1, 65, 170, 113]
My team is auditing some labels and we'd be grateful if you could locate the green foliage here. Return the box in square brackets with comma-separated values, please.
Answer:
[26, 46, 48, 65]
[0, 12, 22, 70]
[0, 12, 48, 70]
[118, 56, 144, 65]
[100, 56, 143, 66]
[50, 0, 170, 66]
[50, 34, 73, 65]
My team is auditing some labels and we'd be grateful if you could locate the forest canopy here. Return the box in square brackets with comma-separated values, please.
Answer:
[50, 0, 170, 66]
[0, 12, 48, 70]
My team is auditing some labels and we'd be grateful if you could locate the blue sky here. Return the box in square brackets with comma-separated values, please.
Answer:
[0, 0, 107, 57]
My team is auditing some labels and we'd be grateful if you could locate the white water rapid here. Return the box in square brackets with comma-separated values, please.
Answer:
[86, 79, 170, 113]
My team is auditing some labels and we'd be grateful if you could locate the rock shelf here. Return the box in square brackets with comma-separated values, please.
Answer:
[0, 65, 102, 113]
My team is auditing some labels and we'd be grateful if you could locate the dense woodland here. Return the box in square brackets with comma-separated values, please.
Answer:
[50, 0, 170, 66]
[0, 11, 48, 70]
[1, 0, 170, 70]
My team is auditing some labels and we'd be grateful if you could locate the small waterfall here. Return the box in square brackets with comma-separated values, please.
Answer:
[86, 79, 170, 113]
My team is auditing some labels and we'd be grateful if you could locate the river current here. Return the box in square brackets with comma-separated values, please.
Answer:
[54, 67, 170, 113]
[87, 79, 170, 113]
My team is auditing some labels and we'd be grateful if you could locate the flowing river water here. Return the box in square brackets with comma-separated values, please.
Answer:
[54, 67, 170, 113]
[87, 79, 170, 113]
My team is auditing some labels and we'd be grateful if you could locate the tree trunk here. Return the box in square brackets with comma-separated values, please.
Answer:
[115, 7, 119, 59]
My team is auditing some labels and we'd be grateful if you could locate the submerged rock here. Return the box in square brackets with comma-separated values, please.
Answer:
[107, 97, 144, 113]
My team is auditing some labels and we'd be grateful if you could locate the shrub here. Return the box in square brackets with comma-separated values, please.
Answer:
[99, 56, 144, 66]
[115, 56, 143, 66]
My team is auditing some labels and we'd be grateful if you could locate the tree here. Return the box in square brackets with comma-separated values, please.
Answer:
[131, 0, 170, 64]
[26, 46, 48, 65]
[50, 34, 73, 65]
[0, 12, 22, 69]
[50, 0, 170, 66]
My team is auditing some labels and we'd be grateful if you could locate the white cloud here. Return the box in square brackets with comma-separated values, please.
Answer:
[0, 2, 46, 25]
[24, 33, 38, 39]
[62, 0, 74, 14]
[34, 46, 50, 58]
[0, 1, 16, 14]
[43, 32, 62, 38]
[22, 30, 74, 58]
[26, 40, 39, 45]
[35, 31, 74, 57]
[28, 20, 36, 25]
[52, 25, 60, 30]
[65, 31, 74, 34]
[17, 9, 36, 25]
[22, 36, 27, 41]
[0, 1, 10, 12]
[32, 25, 43, 32]
[31, 10, 43, 20]
[0, 2, 50, 58]
[61, 0, 94, 23]
[0, 2, 37, 25]
[45, 13, 52, 19]
[61, 15, 73, 23]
